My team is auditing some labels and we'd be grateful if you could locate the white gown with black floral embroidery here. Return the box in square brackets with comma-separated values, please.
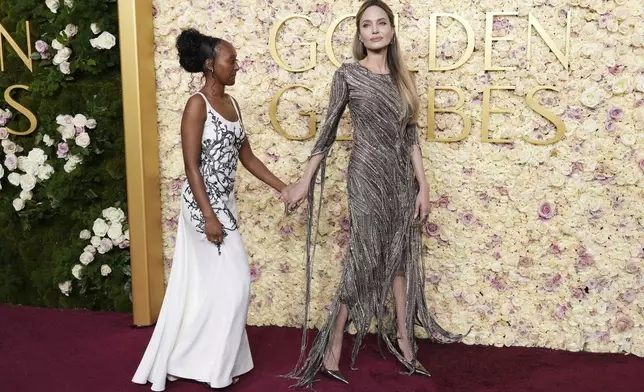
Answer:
[132, 92, 253, 391]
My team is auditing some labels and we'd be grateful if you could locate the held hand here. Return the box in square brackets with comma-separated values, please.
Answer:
[205, 216, 224, 244]
[283, 180, 308, 214]
[415, 187, 430, 222]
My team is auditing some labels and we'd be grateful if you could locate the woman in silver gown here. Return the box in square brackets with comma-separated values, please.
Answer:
[282, 0, 468, 387]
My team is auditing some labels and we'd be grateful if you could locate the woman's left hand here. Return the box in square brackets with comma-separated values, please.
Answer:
[415, 187, 430, 222]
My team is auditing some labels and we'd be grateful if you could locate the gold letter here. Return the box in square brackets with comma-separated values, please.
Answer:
[429, 13, 475, 71]
[528, 11, 571, 70]
[0, 21, 33, 72]
[325, 14, 355, 68]
[269, 16, 316, 72]
[484, 12, 518, 71]
[269, 84, 316, 140]
[427, 87, 471, 142]
[524, 86, 565, 145]
[4, 85, 38, 136]
[482, 86, 514, 143]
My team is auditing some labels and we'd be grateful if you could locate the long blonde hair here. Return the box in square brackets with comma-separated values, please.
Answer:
[352, 0, 419, 123]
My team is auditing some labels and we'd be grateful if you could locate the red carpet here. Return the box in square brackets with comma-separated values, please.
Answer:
[0, 305, 641, 392]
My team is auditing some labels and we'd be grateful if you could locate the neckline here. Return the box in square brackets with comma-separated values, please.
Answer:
[357, 61, 390, 76]
[197, 92, 240, 124]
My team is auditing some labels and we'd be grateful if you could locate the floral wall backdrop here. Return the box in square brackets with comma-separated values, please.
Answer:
[152, 0, 644, 355]
[0, 0, 131, 311]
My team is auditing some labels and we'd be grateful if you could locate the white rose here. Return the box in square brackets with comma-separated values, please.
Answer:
[19, 190, 33, 200]
[37, 164, 54, 181]
[107, 223, 123, 240]
[636, 74, 644, 93]
[85, 119, 97, 129]
[100, 264, 112, 276]
[19, 174, 37, 191]
[58, 125, 75, 140]
[63, 155, 82, 173]
[90, 236, 101, 247]
[90, 23, 101, 35]
[0, 127, 8, 139]
[580, 86, 603, 108]
[621, 134, 636, 146]
[64, 24, 78, 38]
[42, 134, 54, 146]
[56, 114, 73, 127]
[45, 0, 59, 13]
[97, 238, 113, 254]
[59, 61, 71, 75]
[90, 31, 117, 50]
[71, 264, 83, 279]
[102, 207, 126, 224]
[75, 132, 90, 148]
[612, 77, 631, 94]
[58, 281, 72, 296]
[12, 198, 25, 211]
[51, 39, 63, 51]
[79, 229, 91, 240]
[20, 159, 38, 176]
[73, 114, 87, 128]
[113, 234, 126, 246]
[28, 148, 47, 165]
[2, 139, 16, 154]
[84, 245, 96, 254]
[79, 251, 94, 265]
[7, 172, 20, 186]
[52, 47, 71, 65]
[92, 218, 109, 237]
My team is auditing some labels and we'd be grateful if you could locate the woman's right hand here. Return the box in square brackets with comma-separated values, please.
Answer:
[205, 216, 224, 244]
[283, 180, 309, 213]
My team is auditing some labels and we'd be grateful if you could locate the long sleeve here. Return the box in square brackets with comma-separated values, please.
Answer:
[407, 123, 420, 147]
[310, 65, 349, 157]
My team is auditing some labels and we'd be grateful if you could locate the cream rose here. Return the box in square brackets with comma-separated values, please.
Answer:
[12, 198, 25, 211]
[58, 281, 72, 296]
[90, 32, 117, 50]
[580, 86, 603, 108]
[19, 174, 37, 191]
[79, 251, 94, 265]
[100, 264, 112, 276]
[90, 236, 101, 248]
[107, 223, 123, 240]
[75, 132, 91, 148]
[79, 229, 92, 240]
[71, 264, 83, 279]
[92, 218, 109, 237]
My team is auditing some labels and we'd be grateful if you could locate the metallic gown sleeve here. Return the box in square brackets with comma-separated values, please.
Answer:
[309, 66, 350, 157]
[284, 65, 350, 380]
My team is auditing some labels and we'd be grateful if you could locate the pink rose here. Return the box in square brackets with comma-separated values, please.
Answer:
[518, 256, 533, 267]
[425, 222, 440, 236]
[250, 264, 260, 282]
[608, 106, 623, 120]
[639, 159, 644, 172]
[461, 213, 476, 226]
[438, 196, 450, 208]
[538, 202, 556, 219]
[57, 142, 69, 158]
[616, 314, 633, 332]
[35, 40, 49, 53]
[339, 216, 350, 231]
[280, 225, 293, 234]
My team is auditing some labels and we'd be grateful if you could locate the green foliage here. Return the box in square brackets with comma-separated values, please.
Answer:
[0, 0, 130, 311]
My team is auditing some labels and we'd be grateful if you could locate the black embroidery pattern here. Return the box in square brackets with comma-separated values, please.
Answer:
[183, 107, 245, 254]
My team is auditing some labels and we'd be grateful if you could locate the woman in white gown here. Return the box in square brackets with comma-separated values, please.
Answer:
[132, 28, 287, 391]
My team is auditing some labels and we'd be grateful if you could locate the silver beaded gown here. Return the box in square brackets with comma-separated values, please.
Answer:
[286, 63, 466, 387]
